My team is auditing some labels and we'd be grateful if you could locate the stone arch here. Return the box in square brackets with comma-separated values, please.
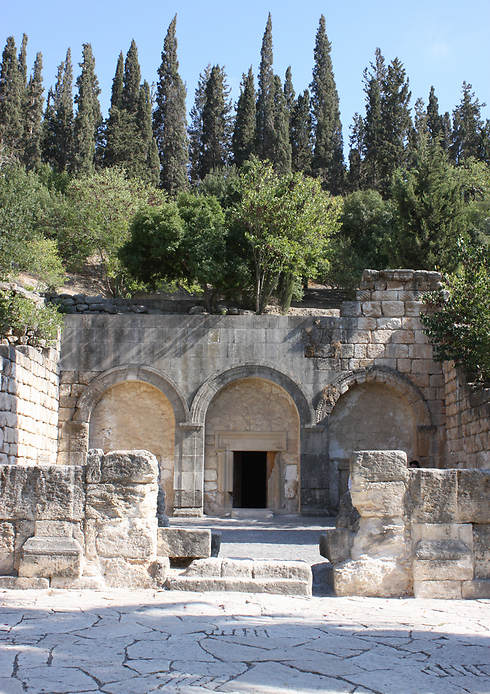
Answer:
[202, 375, 302, 515]
[74, 365, 189, 425]
[190, 363, 314, 428]
[316, 365, 432, 428]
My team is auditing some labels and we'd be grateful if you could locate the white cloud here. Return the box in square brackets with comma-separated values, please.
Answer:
[430, 42, 450, 59]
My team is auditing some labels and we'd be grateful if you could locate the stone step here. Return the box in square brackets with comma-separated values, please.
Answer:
[166, 557, 312, 596]
[230, 508, 274, 519]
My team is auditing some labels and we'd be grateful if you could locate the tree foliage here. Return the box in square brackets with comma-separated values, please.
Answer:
[422, 243, 490, 383]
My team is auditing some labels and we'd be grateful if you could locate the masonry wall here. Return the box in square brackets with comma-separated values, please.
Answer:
[443, 362, 490, 469]
[0, 345, 60, 465]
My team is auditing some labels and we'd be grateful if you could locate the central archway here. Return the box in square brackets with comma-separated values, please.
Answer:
[203, 377, 301, 515]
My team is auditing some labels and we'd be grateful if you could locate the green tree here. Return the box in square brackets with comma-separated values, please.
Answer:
[422, 243, 490, 383]
[232, 67, 256, 168]
[232, 160, 341, 313]
[283, 66, 295, 114]
[0, 164, 64, 287]
[347, 113, 365, 191]
[47, 168, 165, 294]
[255, 13, 275, 162]
[21, 52, 44, 170]
[42, 49, 74, 171]
[0, 37, 24, 158]
[310, 15, 345, 194]
[188, 64, 212, 184]
[427, 86, 444, 145]
[390, 144, 465, 271]
[290, 89, 312, 174]
[450, 82, 487, 164]
[153, 15, 189, 194]
[72, 44, 102, 176]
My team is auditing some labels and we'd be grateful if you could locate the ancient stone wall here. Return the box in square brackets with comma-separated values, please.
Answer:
[322, 450, 490, 599]
[0, 345, 60, 465]
[443, 363, 490, 469]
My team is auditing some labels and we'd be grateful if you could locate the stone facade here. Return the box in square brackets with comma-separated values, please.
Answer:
[0, 344, 59, 466]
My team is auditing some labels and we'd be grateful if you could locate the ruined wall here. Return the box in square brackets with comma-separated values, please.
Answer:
[89, 381, 175, 513]
[443, 362, 490, 469]
[0, 345, 59, 465]
[322, 450, 490, 600]
[204, 378, 300, 514]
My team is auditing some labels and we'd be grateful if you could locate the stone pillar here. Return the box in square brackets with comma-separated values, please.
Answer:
[173, 424, 204, 516]
[300, 425, 329, 515]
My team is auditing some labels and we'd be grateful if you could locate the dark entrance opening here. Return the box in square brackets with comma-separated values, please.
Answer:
[233, 451, 267, 508]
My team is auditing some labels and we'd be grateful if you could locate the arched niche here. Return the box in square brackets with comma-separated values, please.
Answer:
[203, 377, 301, 515]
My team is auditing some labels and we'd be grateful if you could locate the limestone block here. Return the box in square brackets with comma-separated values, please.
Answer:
[457, 470, 490, 523]
[183, 558, 221, 577]
[351, 450, 408, 483]
[95, 517, 157, 560]
[0, 576, 49, 589]
[50, 575, 106, 590]
[362, 302, 382, 318]
[86, 482, 158, 520]
[0, 522, 15, 574]
[319, 528, 350, 563]
[148, 557, 170, 588]
[413, 540, 473, 581]
[333, 557, 410, 597]
[413, 580, 462, 599]
[411, 523, 473, 548]
[253, 560, 311, 583]
[462, 579, 490, 599]
[350, 517, 408, 561]
[100, 558, 156, 589]
[381, 301, 405, 317]
[473, 524, 490, 579]
[221, 558, 253, 578]
[34, 521, 74, 537]
[0, 463, 85, 521]
[157, 528, 211, 559]
[19, 537, 83, 579]
[166, 576, 311, 596]
[409, 469, 458, 523]
[86, 450, 159, 485]
[350, 480, 406, 517]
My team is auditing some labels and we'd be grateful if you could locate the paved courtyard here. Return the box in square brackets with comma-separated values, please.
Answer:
[1, 587, 489, 694]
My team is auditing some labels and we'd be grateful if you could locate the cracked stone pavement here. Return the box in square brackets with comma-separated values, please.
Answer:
[0, 589, 489, 694]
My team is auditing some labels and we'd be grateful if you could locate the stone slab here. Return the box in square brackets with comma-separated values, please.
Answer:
[413, 580, 463, 599]
[157, 527, 211, 558]
[0, 576, 49, 589]
[166, 576, 311, 596]
[473, 524, 490, 579]
[350, 480, 406, 517]
[409, 469, 458, 523]
[457, 470, 490, 523]
[462, 579, 490, 599]
[18, 537, 83, 579]
[87, 450, 159, 485]
[319, 528, 350, 563]
[351, 450, 408, 483]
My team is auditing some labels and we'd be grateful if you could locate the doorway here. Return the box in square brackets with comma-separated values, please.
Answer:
[233, 451, 267, 508]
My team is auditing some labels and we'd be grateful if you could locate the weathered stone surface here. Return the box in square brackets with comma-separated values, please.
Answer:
[350, 480, 406, 517]
[99, 557, 156, 588]
[409, 469, 458, 523]
[18, 537, 82, 579]
[157, 527, 211, 558]
[166, 577, 311, 596]
[183, 558, 221, 577]
[34, 520, 76, 537]
[472, 525, 490, 579]
[351, 450, 408, 483]
[413, 540, 473, 581]
[411, 522, 473, 547]
[253, 560, 311, 583]
[333, 557, 410, 597]
[86, 482, 157, 520]
[50, 575, 106, 589]
[0, 576, 49, 589]
[350, 517, 408, 561]
[0, 464, 85, 521]
[319, 528, 350, 563]
[413, 580, 463, 599]
[462, 579, 490, 599]
[95, 518, 157, 560]
[87, 450, 159, 485]
[221, 558, 253, 577]
[457, 470, 490, 523]
[0, 521, 15, 574]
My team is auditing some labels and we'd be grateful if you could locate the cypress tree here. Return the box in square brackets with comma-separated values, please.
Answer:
[347, 113, 365, 191]
[73, 43, 102, 176]
[283, 66, 295, 113]
[378, 57, 412, 186]
[450, 82, 486, 164]
[199, 65, 232, 179]
[153, 14, 189, 194]
[427, 86, 444, 145]
[42, 49, 74, 171]
[255, 13, 275, 162]
[270, 74, 291, 174]
[21, 52, 44, 170]
[232, 67, 256, 168]
[290, 89, 312, 174]
[361, 49, 386, 190]
[188, 64, 212, 184]
[136, 80, 160, 186]
[103, 52, 124, 169]
[0, 37, 23, 158]
[310, 15, 345, 194]
[122, 39, 140, 114]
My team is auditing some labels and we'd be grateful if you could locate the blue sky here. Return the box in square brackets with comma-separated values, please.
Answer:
[3, 0, 490, 151]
